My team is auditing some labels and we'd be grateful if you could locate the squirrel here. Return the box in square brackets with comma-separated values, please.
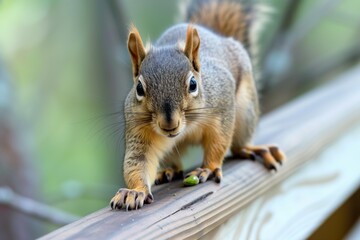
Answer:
[110, 0, 285, 211]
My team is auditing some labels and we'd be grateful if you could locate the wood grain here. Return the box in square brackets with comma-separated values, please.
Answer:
[40, 65, 360, 239]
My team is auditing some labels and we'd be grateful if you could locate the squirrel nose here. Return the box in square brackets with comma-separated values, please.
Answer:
[159, 120, 180, 132]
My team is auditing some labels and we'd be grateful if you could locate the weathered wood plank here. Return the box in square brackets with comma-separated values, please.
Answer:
[201, 123, 360, 240]
[40, 65, 360, 240]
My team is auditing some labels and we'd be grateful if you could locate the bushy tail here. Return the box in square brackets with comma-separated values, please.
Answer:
[185, 0, 270, 61]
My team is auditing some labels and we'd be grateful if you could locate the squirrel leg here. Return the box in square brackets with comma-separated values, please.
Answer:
[186, 132, 231, 184]
[155, 143, 186, 185]
[110, 142, 159, 210]
[242, 145, 286, 171]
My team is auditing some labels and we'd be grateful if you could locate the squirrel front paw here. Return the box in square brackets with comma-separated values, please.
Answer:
[110, 188, 153, 211]
[185, 167, 222, 183]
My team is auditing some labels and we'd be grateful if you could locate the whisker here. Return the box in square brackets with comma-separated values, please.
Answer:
[185, 117, 221, 129]
[174, 142, 181, 159]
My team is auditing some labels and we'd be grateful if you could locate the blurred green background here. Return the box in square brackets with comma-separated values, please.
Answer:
[0, 0, 359, 239]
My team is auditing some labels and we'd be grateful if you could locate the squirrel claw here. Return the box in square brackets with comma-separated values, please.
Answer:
[110, 188, 149, 211]
[267, 164, 277, 172]
[145, 192, 154, 204]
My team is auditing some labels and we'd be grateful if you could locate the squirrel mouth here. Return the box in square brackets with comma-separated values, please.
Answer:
[167, 132, 179, 138]
[159, 126, 181, 138]
[158, 122, 182, 138]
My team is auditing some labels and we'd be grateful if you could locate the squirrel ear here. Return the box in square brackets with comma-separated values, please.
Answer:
[128, 26, 146, 77]
[184, 25, 200, 72]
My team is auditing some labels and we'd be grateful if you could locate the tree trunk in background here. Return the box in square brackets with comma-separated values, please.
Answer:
[96, 0, 133, 187]
[0, 58, 41, 239]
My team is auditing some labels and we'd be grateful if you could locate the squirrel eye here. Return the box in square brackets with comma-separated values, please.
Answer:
[136, 81, 145, 97]
[189, 77, 197, 93]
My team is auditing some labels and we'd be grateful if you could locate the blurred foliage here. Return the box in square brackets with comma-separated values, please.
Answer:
[0, 0, 359, 237]
[0, 0, 116, 217]
[295, 0, 360, 70]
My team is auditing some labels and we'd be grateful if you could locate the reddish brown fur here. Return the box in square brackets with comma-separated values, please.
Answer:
[188, 1, 247, 44]
[128, 26, 146, 77]
[184, 25, 201, 71]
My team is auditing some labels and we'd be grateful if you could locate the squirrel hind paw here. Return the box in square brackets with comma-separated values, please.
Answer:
[241, 145, 286, 171]
[185, 167, 222, 183]
[155, 168, 183, 185]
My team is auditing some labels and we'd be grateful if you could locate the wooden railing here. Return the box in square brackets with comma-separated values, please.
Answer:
[40, 65, 360, 239]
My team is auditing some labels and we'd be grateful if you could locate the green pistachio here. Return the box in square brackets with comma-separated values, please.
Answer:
[183, 175, 200, 186]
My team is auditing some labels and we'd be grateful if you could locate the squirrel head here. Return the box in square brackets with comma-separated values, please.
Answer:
[127, 25, 203, 138]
